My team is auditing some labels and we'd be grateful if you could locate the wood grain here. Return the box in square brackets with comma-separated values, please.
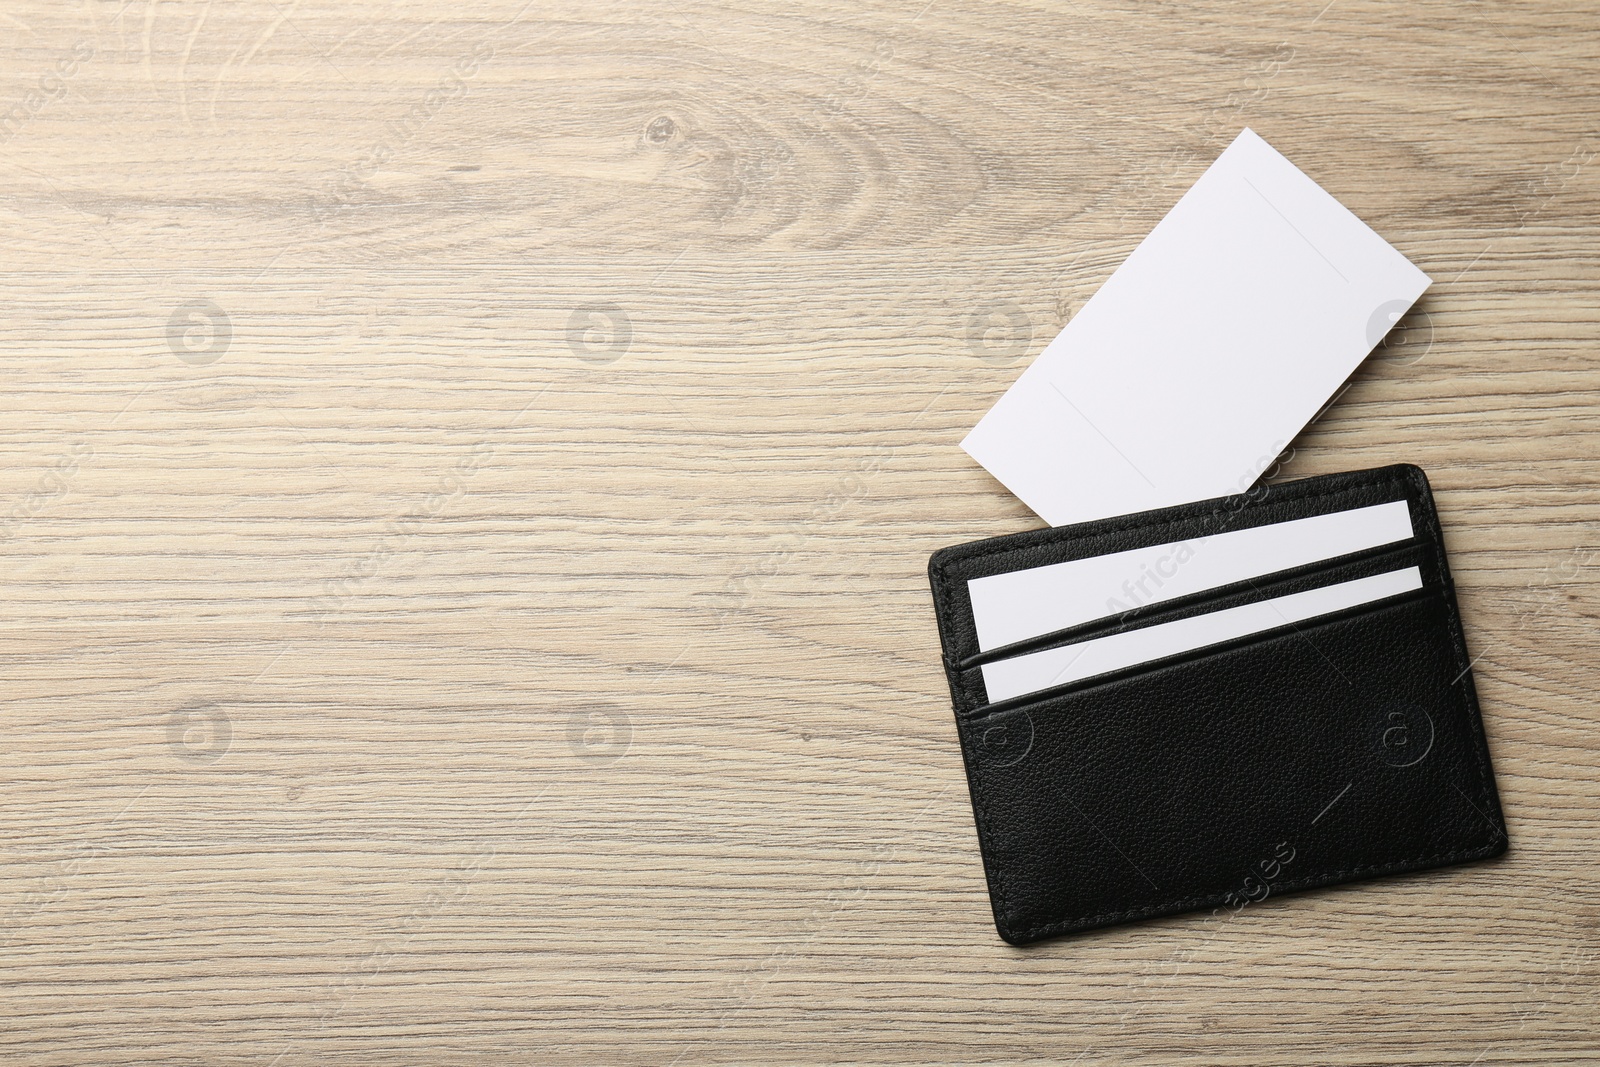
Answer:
[1, 1, 1597, 1063]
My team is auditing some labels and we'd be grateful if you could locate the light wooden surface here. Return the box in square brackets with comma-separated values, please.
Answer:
[2, 1, 1597, 1063]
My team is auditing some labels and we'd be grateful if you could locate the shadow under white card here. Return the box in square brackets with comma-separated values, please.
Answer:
[961, 129, 1431, 527]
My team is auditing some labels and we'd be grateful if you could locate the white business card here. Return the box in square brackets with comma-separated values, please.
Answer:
[961, 129, 1431, 527]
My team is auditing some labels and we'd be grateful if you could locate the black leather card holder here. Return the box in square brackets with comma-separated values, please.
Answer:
[927, 465, 1507, 944]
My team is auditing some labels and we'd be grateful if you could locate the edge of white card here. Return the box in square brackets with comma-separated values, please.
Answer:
[979, 565, 1424, 703]
[968, 498, 1415, 652]
[960, 129, 1432, 527]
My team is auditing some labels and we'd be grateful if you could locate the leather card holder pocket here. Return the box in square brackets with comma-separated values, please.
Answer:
[928, 464, 1508, 944]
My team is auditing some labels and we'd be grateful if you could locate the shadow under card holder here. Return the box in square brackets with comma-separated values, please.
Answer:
[927, 464, 1507, 944]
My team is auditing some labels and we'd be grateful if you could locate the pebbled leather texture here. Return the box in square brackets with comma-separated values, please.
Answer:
[927, 465, 1508, 944]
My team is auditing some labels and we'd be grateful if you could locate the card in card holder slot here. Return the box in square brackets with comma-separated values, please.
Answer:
[958, 536, 1432, 672]
[967, 498, 1417, 653]
[966, 572, 1446, 713]
[973, 569, 1435, 710]
[959, 580, 1450, 722]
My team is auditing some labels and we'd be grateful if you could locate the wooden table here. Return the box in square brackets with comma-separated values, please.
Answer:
[3, 2, 1596, 1063]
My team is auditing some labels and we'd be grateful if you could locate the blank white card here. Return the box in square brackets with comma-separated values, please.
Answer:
[962, 129, 1431, 527]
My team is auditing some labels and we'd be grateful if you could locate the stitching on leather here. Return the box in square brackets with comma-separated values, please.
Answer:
[1003, 837, 1506, 942]
[954, 718, 1010, 914]
[1409, 467, 1505, 844]
[934, 467, 1415, 578]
